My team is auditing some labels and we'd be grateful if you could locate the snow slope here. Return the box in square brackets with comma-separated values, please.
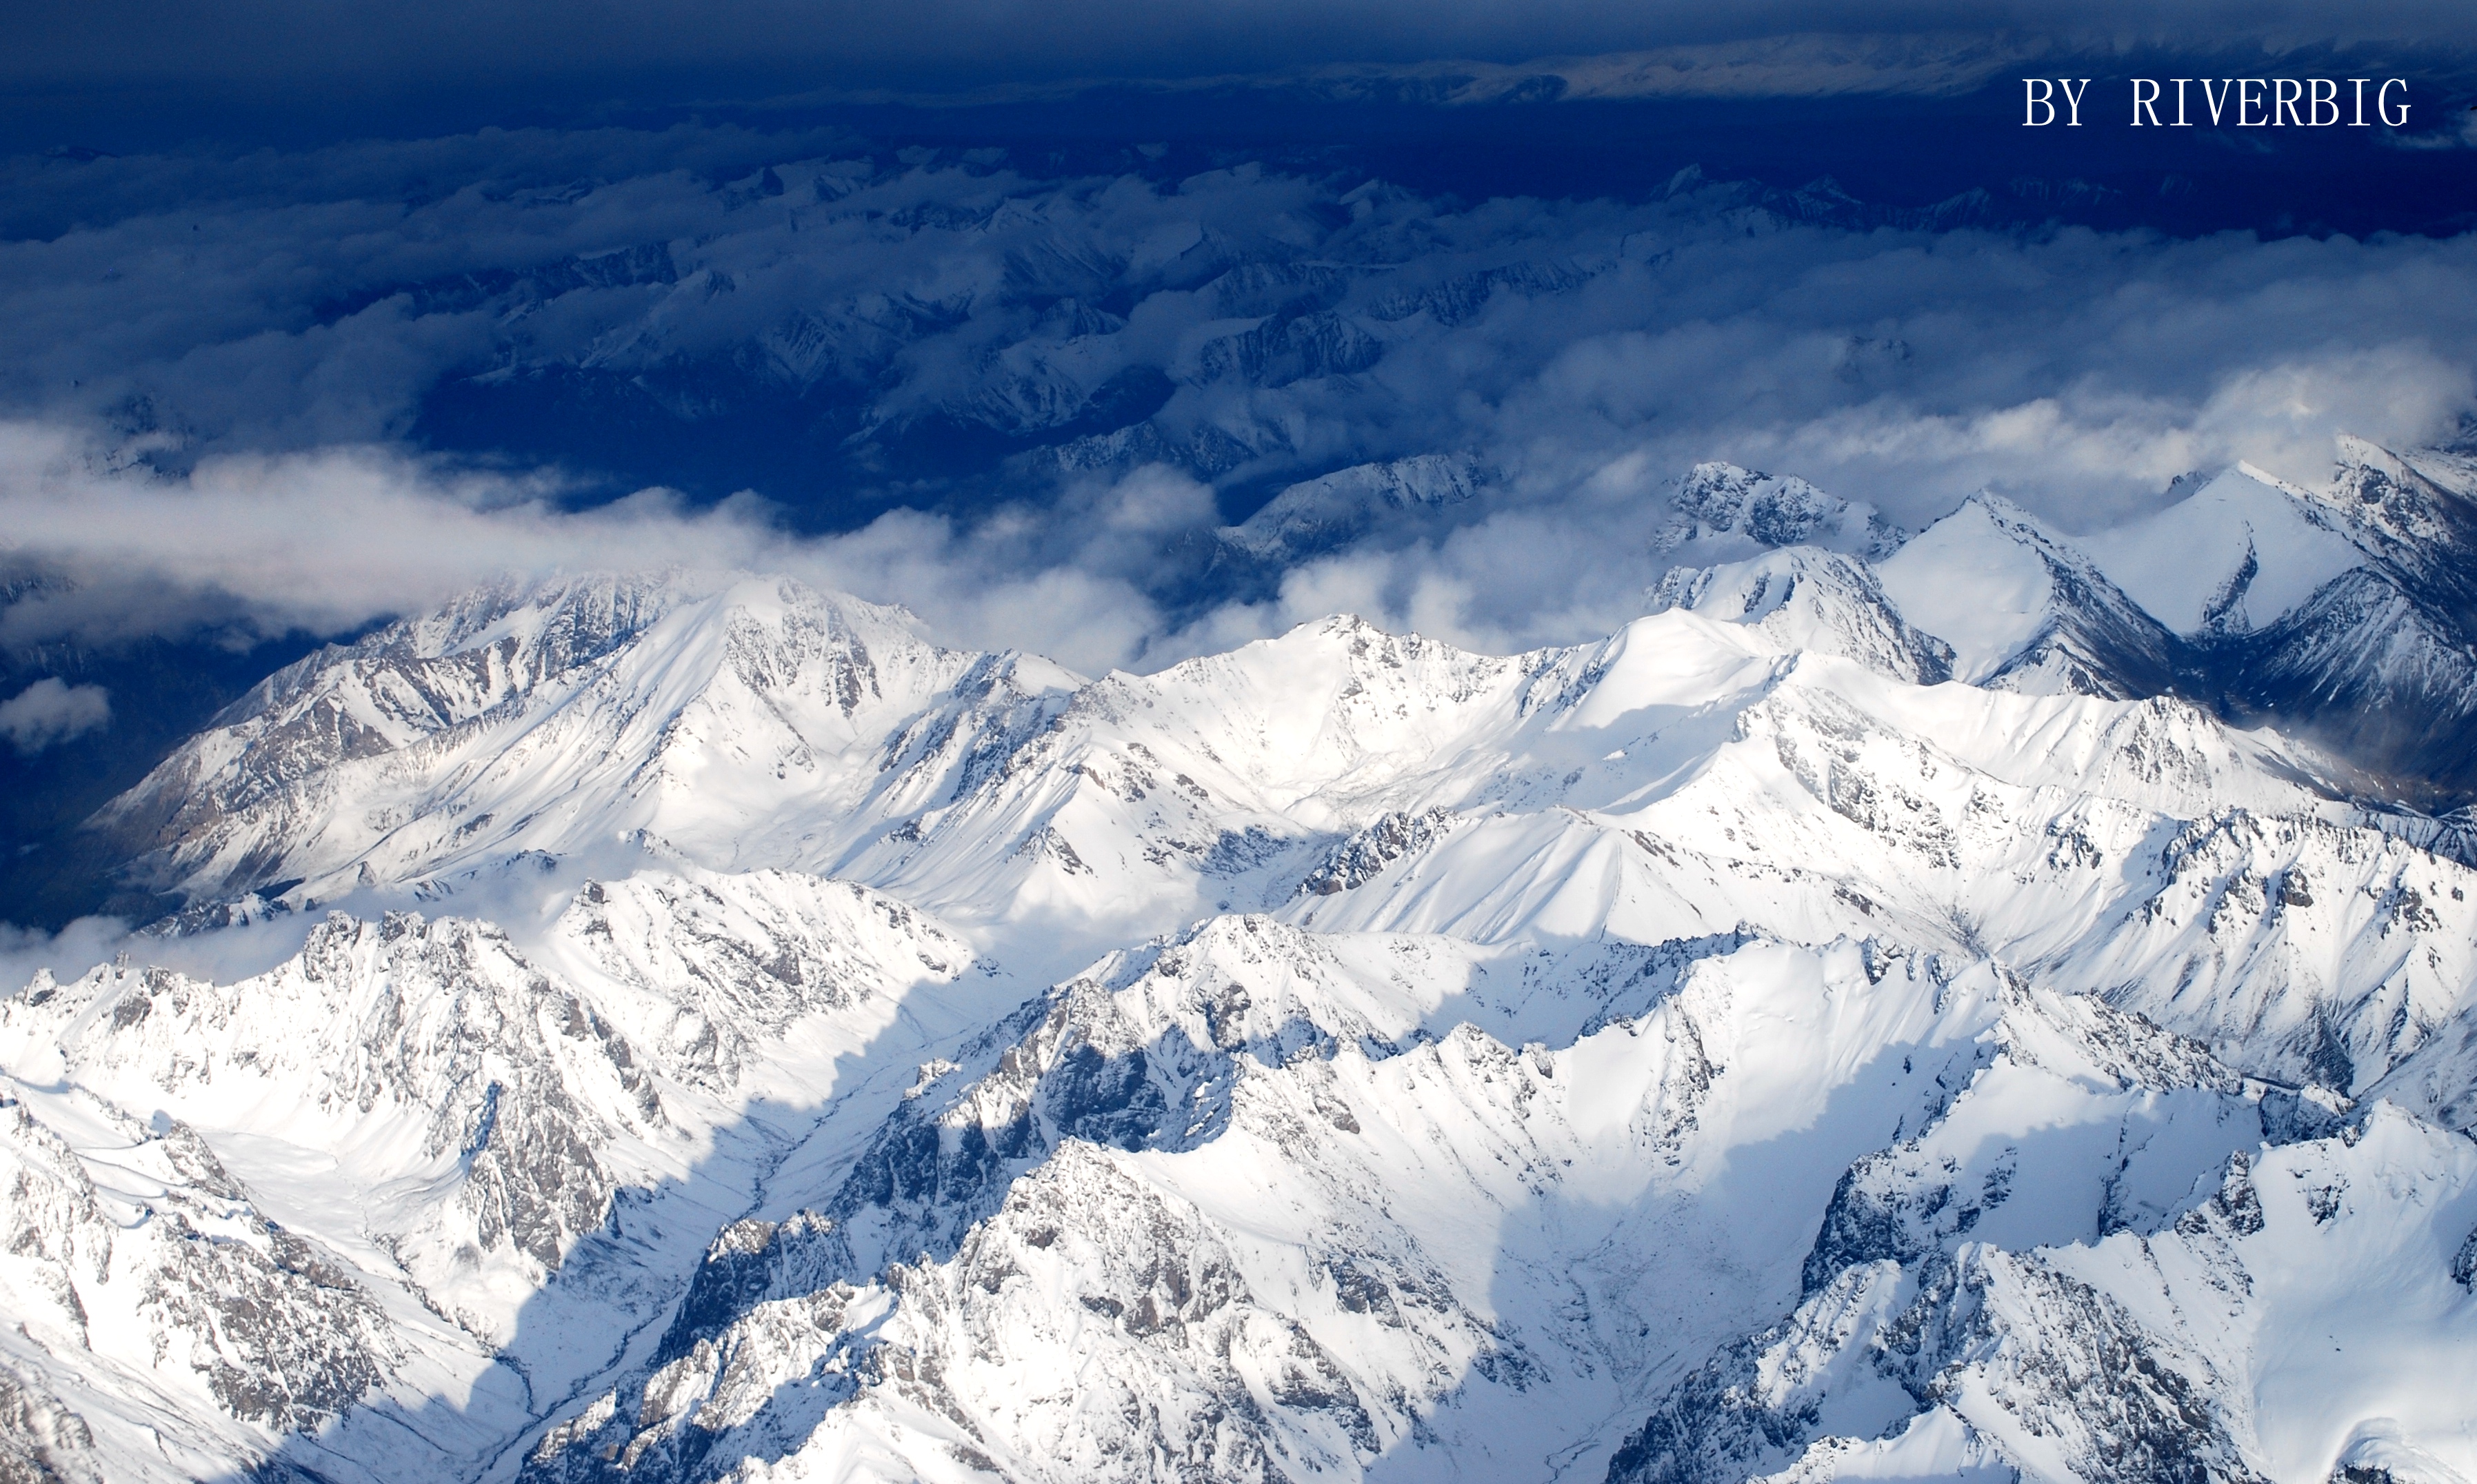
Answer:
[2079, 463, 2368, 637]
[0, 869, 1023, 1483]
[1875, 493, 2176, 698]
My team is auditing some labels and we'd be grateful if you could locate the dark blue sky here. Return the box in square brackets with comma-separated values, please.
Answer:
[7, 0, 2475, 152]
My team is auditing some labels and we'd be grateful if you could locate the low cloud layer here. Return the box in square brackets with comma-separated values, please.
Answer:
[0, 422, 1196, 674]
[0, 678, 110, 754]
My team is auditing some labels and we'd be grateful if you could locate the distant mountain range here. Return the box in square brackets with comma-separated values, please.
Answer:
[7, 435, 2477, 1482]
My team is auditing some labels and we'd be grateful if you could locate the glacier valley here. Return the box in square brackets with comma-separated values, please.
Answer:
[6, 437, 2477, 1484]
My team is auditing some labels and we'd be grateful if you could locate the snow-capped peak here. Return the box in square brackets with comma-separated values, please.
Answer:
[1223, 452, 1490, 561]
[91, 570, 992, 912]
[1647, 545, 1954, 684]
[2078, 463, 2369, 636]
[1875, 491, 2174, 697]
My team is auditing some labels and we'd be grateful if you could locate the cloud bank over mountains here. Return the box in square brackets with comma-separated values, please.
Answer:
[3, 127, 2474, 673]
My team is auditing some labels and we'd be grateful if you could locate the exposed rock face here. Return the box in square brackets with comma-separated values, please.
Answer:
[0, 1364, 101, 1484]
[89, 572, 978, 913]
[2180, 444, 2477, 805]
[0, 865, 990, 1481]
[1612, 1108, 2477, 1484]
[1655, 462, 1907, 560]
[0, 1089, 399, 1454]
[1222, 454, 1492, 566]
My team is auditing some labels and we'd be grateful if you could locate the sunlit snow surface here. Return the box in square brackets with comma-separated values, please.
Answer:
[8, 448, 2477, 1483]
[2079, 465, 2367, 638]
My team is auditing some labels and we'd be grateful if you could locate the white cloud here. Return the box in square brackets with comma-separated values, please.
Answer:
[0, 677, 110, 753]
[0, 420, 1254, 676]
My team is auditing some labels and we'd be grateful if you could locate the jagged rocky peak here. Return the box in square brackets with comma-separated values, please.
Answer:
[548, 867, 983, 1093]
[0, 859, 1014, 1482]
[1654, 461, 1905, 559]
[1, 910, 662, 1288]
[0, 1083, 409, 1471]
[186, 569, 796, 754]
[1134, 610, 1524, 726]
[1681, 439, 2477, 805]
[0, 1361, 103, 1484]
[2028, 437, 2477, 650]
[1612, 1105, 2477, 1484]
[2326, 432, 2477, 555]
[1647, 545, 1953, 684]
[1845, 439, 2477, 805]
[521, 932, 2018, 1484]
[2149, 440, 2477, 805]
[1297, 807, 1461, 896]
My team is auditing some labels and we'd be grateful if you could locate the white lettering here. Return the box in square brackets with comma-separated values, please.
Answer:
[2379, 79, 2409, 127]
[2132, 78, 2162, 126]
[2024, 77, 2056, 126]
[2059, 78, 2092, 126]
[2274, 78, 2304, 126]
[2007, 72, 2398, 129]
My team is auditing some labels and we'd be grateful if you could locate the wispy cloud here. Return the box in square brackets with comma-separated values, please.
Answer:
[0, 421, 1186, 674]
[0, 677, 110, 753]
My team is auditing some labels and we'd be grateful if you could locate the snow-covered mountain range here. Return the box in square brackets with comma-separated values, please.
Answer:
[8, 437, 2477, 1483]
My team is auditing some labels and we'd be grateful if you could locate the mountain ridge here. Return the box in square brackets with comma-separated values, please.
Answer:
[9, 437, 2477, 1482]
